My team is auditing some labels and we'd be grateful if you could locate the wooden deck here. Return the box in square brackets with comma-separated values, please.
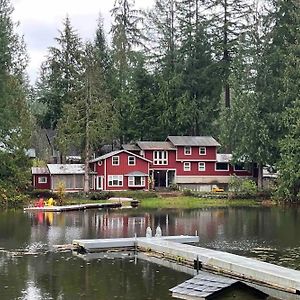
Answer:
[24, 202, 122, 212]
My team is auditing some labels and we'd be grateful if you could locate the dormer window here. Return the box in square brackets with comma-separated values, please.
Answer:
[199, 147, 206, 155]
[184, 146, 191, 155]
[112, 156, 119, 166]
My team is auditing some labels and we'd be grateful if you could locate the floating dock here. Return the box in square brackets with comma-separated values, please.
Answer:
[73, 235, 300, 295]
[137, 238, 300, 295]
[73, 235, 199, 252]
[24, 202, 121, 212]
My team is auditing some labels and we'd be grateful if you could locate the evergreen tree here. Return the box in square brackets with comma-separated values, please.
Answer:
[0, 0, 31, 204]
[56, 43, 116, 192]
[36, 17, 83, 129]
[110, 0, 145, 143]
[204, 0, 253, 108]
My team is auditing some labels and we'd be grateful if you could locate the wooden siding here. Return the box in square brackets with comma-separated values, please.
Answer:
[176, 146, 217, 161]
[91, 151, 149, 191]
[33, 174, 51, 190]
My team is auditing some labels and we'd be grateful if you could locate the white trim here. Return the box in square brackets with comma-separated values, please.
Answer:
[176, 159, 216, 162]
[184, 146, 191, 155]
[38, 176, 48, 184]
[183, 162, 191, 172]
[199, 147, 206, 155]
[128, 176, 145, 187]
[108, 175, 123, 187]
[215, 162, 229, 171]
[128, 156, 136, 166]
[104, 159, 107, 190]
[112, 156, 120, 166]
[234, 164, 247, 172]
[96, 176, 103, 190]
[153, 150, 168, 165]
[198, 162, 206, 171]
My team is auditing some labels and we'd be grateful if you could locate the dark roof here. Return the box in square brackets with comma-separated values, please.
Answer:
[167, 136, 221, 147]
[122, 144, 141, 151]
[170, 271, 267, 299]
[137, 141, 176, 150]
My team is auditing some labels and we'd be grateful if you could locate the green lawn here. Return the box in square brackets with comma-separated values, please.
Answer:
[139, 196, 259, 209]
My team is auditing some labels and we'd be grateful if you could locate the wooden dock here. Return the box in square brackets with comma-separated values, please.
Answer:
[73, 235, 300, 295]
[24, 202, 121, 212]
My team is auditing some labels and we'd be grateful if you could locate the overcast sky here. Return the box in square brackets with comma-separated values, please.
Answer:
[11, 0, 154, 83]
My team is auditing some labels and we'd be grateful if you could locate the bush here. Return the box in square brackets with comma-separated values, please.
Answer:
[228, 175, 257, 198]
[27, 189, 57, 199]
[90, 191, 115, 200]
[182, 189, 194, 196]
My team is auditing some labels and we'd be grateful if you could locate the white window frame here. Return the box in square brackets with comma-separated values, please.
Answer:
[38, 176, 47, 184]
[128, 176, 145, 187]
[96, 176, 103, 190]
[112, 156, 119, 166]
[234, 164, 246, 171]
[198, 162, 206, 171]
[128, 156, 136, 166]
[108, 175, 123, 187]
[183, 162, 191, 172]
[153, 151, 168, 165]
[199, 147, 206, 155]
[215, 162, 229, 171]
[184, 146, 191, 155]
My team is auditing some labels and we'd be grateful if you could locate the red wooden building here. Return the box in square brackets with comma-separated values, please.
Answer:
[89, 150, 151, 191]
[32, 136, 254, 192]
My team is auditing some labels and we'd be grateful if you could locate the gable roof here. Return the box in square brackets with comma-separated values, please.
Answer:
[167, 136, 221, 147]
[89, 149, 152, 163]
[47, 164, 85, 175]
[122, 144, 141, 151]
[137, 141, 176, 150]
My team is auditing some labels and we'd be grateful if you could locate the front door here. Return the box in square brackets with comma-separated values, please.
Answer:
[154, 170, 167, 188]
[96, 176, 103, 190]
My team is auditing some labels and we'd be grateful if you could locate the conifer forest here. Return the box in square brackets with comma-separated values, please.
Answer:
[0, 0, 300, 202]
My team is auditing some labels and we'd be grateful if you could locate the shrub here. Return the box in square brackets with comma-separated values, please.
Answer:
[27, 189, 57, 199]
[89, 191, 115, 200]
[56, 181, 66, 205]
[182, 189, 194, 196]
[228, 175, 257, 198]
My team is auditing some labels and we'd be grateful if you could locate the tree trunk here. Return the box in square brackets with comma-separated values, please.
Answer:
[83, 76, 91, 193]
[257, 163, 263, 190]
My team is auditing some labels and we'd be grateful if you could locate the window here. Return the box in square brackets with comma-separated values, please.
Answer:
[128, 176, 145, 187]
[108, 175, 123, 186]
[216, 162, 229, 171]
[153, 151, 168, 165]
[198, 162, 205, 171]
[112, 156, 119, 166]
[128, 156, 136, 165]
[184, 146, 191, 155]
[234, 164, 246, 171]
[199, 147, 206, 155]
[38, 176, 47, 184]
[184, 162, 191, 171]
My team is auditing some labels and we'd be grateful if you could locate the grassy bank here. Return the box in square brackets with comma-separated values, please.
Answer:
[139, 196, 260, 209]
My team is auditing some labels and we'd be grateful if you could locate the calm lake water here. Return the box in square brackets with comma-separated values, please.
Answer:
[0, 205, 300, 299]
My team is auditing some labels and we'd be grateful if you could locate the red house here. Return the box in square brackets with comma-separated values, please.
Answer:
[123, 136, 254, 191]
[32, 136, 254, 192]
[89, 150, 151, 191]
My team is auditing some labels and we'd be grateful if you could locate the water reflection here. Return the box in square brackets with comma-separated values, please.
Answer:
[0, 206, 299, 299]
